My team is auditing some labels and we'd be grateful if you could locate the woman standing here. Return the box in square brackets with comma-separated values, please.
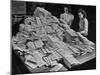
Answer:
[60, 6, 74, 27]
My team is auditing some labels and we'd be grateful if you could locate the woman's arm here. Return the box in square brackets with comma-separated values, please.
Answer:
[68, 14, 74, 26]
[80, 18, 88, 35]
[60, 14, 66, 24]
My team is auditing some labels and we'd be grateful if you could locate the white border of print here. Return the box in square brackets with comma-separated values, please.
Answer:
[0, 0, 99, 75]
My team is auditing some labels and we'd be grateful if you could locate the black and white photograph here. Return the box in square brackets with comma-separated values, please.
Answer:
[11, 0, 96, 74]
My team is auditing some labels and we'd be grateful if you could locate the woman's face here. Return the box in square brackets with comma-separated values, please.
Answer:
[78, 12, 83, 18]
[64, 7, 68, 13]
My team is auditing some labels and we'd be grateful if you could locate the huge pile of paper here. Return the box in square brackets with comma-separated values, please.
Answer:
[12, 7, 95, 71]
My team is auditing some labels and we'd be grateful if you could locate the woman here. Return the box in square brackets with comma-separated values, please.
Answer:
[60, 6, 74, 27]
[78, 9, 88, 36]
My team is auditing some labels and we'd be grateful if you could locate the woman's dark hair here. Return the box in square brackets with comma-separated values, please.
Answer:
[64, 5, 71, 13]
[78, 8, 87, 18]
